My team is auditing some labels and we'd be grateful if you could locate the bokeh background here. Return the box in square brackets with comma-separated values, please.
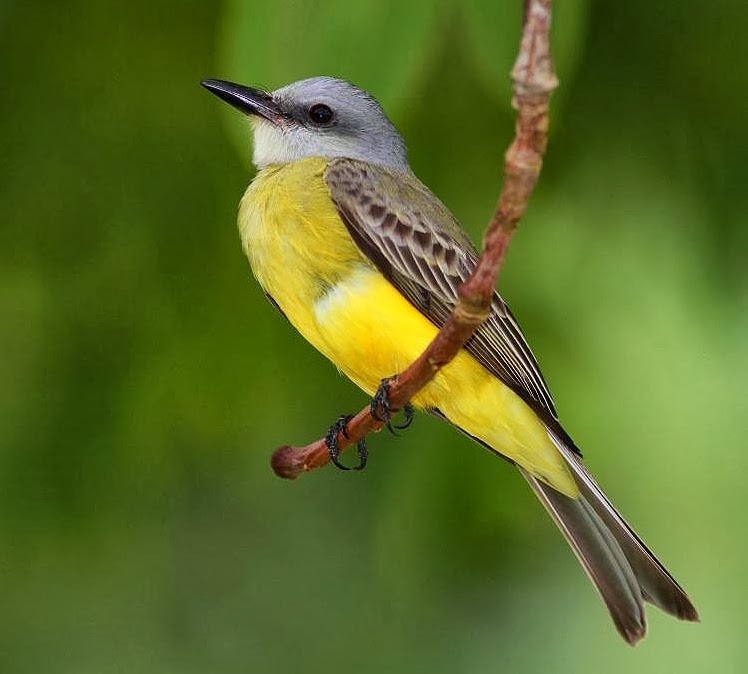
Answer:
[1, 1, 746, 672]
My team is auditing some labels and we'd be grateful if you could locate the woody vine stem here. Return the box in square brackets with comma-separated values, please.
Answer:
[271, 0, 558, 479]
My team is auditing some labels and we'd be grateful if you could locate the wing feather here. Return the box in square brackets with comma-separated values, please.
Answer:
[325, 158, 579, 453]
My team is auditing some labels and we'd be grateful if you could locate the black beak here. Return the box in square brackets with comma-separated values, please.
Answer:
[201, 79, 284, 124]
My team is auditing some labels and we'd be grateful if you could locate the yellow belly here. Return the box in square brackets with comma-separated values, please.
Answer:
[239, 158, 576, 496]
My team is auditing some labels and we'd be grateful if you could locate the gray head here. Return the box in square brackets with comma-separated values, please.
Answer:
[202, 76, 409, 171]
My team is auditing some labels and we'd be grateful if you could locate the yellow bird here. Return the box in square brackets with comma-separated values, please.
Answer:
[202, 76, 698, 644]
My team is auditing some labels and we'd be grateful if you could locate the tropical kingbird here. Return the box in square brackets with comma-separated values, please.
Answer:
[201, 76, 698, 644]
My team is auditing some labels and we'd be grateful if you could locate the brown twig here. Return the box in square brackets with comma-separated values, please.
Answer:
[271, 0, 558, 480]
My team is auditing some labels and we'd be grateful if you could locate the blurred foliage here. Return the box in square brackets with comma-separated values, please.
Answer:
[0, 0, 746, 672]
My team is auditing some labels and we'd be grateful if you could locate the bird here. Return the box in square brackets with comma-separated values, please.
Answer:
[201, 75, 698, 644]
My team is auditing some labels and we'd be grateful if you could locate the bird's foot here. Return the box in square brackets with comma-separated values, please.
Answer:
[325, 414, 367, 471]
[370, 377, 415, 435]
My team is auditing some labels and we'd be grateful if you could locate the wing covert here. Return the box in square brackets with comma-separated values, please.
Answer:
[324, 157, 578, 452]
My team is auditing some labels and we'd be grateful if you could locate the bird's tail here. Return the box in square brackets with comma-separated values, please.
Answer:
[520, 433, 699, 645]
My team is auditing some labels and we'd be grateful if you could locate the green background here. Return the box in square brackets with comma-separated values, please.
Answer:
[1, 0, 746, 671]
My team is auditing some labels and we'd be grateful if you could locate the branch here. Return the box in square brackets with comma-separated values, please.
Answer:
[271, 0, 558, 479]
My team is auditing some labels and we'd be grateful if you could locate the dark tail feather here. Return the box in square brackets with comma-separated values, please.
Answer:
[521, 469, 648, 644]
[521, 434, 699, 645]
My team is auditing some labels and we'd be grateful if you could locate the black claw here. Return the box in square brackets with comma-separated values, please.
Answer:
[325, 414, 368, 471]
[371, 378, 415, 435]
[325, 414, 354, 471]
[370, 378, 391, 423]
[370, 377, 397, 434]
[394, 403, 415, 430]
[325, 381, 414, 473]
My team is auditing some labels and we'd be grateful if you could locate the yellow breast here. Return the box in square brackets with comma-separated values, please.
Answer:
[238, 157, 576, 496]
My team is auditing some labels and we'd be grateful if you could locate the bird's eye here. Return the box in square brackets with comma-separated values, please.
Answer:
[308, 103, 334, 126]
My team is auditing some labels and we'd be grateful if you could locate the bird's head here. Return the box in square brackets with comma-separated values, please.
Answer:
[202, 76, 409, 171]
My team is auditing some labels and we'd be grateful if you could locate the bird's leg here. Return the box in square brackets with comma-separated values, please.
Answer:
[370, 377, 415, 435]
[324, 379, 413, 472]
[325, 414, 368, 471]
